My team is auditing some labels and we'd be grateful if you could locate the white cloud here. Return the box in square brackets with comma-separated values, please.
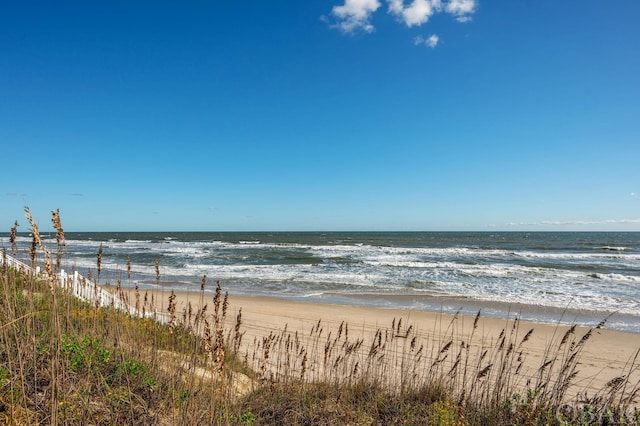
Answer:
[445, 0, 476, 22]
[331, 0, 382, 33]
[388, 0, 442, 27]
[414, 34, 439, 47]
[504, 219, 640, 227]
[327, 0, 477, 34]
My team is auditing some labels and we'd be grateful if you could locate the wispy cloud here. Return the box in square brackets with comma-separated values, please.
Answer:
[388, 0, 441, 27]
[328, 0, 477, 33]
[329, 0, 382, 33]
[503, 219, 640, 227]
[445, 0, 476, 22]
[414, 33, 439, 47]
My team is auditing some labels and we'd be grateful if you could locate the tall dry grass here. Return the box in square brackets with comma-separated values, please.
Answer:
[0, 209, 252, 425]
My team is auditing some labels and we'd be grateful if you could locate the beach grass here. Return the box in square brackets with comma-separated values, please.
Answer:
[2, 209, 640, 425]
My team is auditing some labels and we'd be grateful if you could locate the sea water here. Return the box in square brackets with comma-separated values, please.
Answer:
[3, 232, 640, 332]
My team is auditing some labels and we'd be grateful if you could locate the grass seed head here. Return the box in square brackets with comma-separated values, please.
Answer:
[473, 310, 481, 329]
[9, 220, 19, 255]
[560, 325, 576, 346]
[520, 328, 534, 346]
[222, 291, 229, 321]
[97, 243, 103, 280]
[168, 290, 177, 334]
[51, 209, 65, 272]
[155, 257, 160, 281]
[477, 364, 492, 379]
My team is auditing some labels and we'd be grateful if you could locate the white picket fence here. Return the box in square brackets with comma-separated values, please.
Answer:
[1, 251, 165, 322]
[0, 252, 40, 274]
[56, 268, 138, 314]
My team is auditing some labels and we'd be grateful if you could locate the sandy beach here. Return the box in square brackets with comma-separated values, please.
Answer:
[104, 284, 640, 399]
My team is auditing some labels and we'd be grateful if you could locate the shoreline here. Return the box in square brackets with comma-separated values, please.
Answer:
[104, 284, 640, 396]
[286, 291, 640, 333]
[131, 280, 640, 333]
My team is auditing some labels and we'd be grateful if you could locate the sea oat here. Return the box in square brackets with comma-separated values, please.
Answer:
[203, 318, 213, 359]
[439, 341, 453, 355]
[607, 376, 626, 390]
[135, 284, 140, 313]
[261, 332, 274, 380]
[472, 309, 481, 329]
[25, 207, 55, 291]
[560, 325, 576, 346]
[448, 356, 461, 378]
[9, 220, 18, 255]
[233, 308, 243, 354]
[213, 281, 221, 312]
[25, 208, 43, 259]
[186, 301, 193, 330]
[520, 329, 534, 346]
[51, 209, 65, 272]
[168, 290, 177, 335]
[539, 359, 553, 374]
[214, 325, 225, 373]
[29, 234, 37, 265]
[477, 364, 493, 379]
[96, 243, 103, 283]
[404, 324, 413, 338]
[222, 291, 229, 322]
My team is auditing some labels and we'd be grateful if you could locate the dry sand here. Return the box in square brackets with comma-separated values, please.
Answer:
[106, 285, 640, 398]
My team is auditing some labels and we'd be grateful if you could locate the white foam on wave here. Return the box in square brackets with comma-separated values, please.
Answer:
[7, 233, 640, 323]
[171, 262, 410, 292]
[300, 292, 325, 298]
[597, 273, 640, 283]
[601, 246, 627, 252]
[517, 250, 640, 261]
[160, 245, 209, 258]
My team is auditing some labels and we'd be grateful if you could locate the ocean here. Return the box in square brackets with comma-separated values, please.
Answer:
[3, 232, 640, 332]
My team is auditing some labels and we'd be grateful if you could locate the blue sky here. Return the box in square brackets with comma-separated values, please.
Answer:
[1, 1, 639, 232]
